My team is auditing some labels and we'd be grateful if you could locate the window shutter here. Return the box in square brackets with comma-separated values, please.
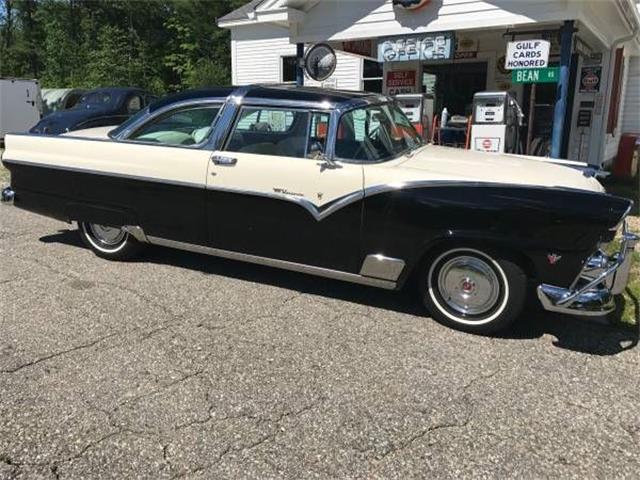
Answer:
[607, 48, 624, 135]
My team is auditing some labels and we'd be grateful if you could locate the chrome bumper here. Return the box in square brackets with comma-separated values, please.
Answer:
[1, 186, 14, 205]
[537, 220, 638, 316]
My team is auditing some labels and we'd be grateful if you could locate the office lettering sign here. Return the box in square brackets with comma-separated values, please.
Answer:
[505, 40, 550, 69]
[378, 32, 455, 62]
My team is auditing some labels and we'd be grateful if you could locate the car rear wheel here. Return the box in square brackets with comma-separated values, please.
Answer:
[79, 222, 142, 260]
[420, 247, 526, 334]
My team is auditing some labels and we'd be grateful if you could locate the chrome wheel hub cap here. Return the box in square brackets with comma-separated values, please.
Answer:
[437, 256, 500, 315]
[89, 224, 126, 245]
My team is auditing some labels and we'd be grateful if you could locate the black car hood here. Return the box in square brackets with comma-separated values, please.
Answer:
[30, 105, 116, 135]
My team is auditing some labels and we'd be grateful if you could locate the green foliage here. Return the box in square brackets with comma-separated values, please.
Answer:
[0, 0, 240, 93]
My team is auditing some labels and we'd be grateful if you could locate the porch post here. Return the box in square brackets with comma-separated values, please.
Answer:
[296, 43, 305, 86]
[550, 20, 574, 158]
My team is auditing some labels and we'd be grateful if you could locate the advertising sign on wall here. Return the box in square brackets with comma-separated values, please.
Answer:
[378, 32, 455, 62]
[386, 70, 417, 95]
[341, 40, 373, 58]
[505, 40, 550, 69]
[579, 66, 602, 93]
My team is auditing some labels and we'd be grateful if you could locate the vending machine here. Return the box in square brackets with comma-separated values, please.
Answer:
[393, 93, 434, 141]
[470, 91, 524, 154]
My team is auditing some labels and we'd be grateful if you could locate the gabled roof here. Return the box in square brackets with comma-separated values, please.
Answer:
[217, 0, 306, 28]
[218, 0, 264, 24]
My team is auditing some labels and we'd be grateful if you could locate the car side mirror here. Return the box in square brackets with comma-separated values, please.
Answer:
[308, 141, 325, 159]
[309, 141, 341, 170]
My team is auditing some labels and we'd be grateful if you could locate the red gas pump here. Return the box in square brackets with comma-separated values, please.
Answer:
[393, 93, 434, 141]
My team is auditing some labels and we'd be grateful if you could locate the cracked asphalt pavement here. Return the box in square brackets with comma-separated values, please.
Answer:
[1, 205, 639, 479]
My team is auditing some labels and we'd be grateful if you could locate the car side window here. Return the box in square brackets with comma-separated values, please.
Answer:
[225, 107, 309, 158]
[335, 104, 421, 162]
[128, 105, 221, 146]
[307, 112, 330, 159]
[127, 95, 142, 114]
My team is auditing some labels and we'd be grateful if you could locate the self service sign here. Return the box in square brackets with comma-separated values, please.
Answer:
[505, 40, 550, 69]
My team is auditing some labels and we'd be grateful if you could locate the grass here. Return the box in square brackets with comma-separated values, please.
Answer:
[0, 149, 8, 184]
[604, 177, 639, 326]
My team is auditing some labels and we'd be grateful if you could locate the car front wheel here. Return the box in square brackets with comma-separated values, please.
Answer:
[420, 247, 526, 334]
[79, 222, 142, 260]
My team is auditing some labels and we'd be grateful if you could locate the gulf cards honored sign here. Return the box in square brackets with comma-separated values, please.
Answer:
[378, 32, 455, 62]
[505, 40, 550, 69]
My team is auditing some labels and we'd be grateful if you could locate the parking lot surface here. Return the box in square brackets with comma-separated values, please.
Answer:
[1, 205, 639, 479]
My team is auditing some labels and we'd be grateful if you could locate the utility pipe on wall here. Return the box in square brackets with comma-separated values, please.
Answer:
[296, 43, 304, 86]
[550, 20, 575, 159]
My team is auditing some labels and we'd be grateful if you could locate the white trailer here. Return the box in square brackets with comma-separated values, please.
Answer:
[0, 78, 42, 146]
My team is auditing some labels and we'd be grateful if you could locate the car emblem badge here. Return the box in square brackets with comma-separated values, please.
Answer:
[547, 253, 562, 265]
[317, 192, 323, 200]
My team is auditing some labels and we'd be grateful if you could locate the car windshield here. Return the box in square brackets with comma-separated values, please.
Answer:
[73, 91, 113, 108]
[335, 103, 423, 162]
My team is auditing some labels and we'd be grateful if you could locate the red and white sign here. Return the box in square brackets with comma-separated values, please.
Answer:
[474, 137, 501, 153]
[341, 40, 373, 58]
[386, 70, 417, 95]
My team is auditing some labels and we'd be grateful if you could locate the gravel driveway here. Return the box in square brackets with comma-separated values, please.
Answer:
[1, 205, 639, 479]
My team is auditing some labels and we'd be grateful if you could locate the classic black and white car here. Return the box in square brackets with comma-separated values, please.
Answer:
[1, 85, 637, 334]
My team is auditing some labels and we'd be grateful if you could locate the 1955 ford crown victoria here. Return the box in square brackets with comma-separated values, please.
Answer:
[1, 85, 637, 334]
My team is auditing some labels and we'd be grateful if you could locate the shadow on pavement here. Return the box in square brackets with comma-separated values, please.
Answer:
[40, 229, 639, 356]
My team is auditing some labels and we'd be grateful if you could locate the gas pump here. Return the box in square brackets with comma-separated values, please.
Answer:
[393, 93, 434, 141]
[470, 91, 524, 154]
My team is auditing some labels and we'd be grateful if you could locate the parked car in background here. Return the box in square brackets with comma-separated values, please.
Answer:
[2, 85, 637, 334]
[0, 78, 42, 146]
[41, 88, 86, 116]
[30, 87, 156, 135]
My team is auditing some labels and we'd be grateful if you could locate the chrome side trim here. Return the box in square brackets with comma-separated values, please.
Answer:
[204, 183, 363, 221]
[146, 236, 397, 290]
[1, 159, 205, 190]
[359, 254, 406, 281]
[122, 225, 148, 243]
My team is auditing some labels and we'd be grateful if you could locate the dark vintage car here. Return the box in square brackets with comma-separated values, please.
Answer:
[2, 85, 637, 334]
[30, 87, 156, 135]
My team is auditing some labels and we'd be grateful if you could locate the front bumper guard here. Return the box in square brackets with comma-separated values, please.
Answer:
[538, 220, 638, 316]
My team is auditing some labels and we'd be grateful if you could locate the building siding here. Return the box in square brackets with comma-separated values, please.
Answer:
[603, 50, 637, 164]
[231, 24, 363, 90]
[293, 0, 570, 43]
[621, 55, 640, 133]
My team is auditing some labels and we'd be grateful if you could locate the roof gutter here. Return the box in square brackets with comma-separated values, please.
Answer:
[613, 0, 640, 49]
[217, 6, 304, 28]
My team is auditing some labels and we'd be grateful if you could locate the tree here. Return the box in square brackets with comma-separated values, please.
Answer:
[0, 0, 241, 90]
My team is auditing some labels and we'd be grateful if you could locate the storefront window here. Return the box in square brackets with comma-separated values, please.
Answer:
[362, 60, 383, 93]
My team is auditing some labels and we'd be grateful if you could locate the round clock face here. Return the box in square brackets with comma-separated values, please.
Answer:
[304, 44, 337, 82]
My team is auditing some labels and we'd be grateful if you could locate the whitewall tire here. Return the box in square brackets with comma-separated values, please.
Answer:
[420, 247, 526, 334]
[79, 222, 143, 260]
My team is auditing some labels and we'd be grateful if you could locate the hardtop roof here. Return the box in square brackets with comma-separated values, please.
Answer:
[150, 84, 384, 112]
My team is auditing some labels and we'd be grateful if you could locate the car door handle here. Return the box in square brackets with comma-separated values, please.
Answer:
[211, 155, 237, 166]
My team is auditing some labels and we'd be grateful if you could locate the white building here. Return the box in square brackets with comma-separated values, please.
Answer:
[219, 0, 640, 167]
